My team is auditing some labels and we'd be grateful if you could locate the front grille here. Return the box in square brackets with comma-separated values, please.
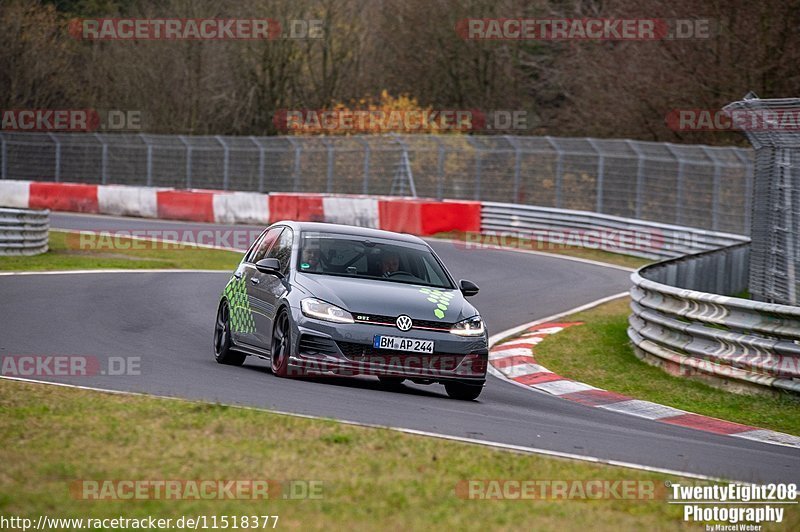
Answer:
[353, 313, 453, 331]
[336, 341, 460, 359]
[299, 334, 339, 356]
[336, 341, 466, 372]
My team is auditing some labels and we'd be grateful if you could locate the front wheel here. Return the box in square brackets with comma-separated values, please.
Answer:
[271, 310, 291, 377]
[444, 382, 483, 401]
[214, 300, 246, 366]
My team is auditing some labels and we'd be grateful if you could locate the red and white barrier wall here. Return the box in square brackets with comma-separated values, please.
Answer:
[0, 180, 481, 236]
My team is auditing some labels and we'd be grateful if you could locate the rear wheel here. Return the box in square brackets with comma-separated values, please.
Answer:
[444, 382, 483, 401]
[271, 310, 291, 377]
[214, 301, 246, 366]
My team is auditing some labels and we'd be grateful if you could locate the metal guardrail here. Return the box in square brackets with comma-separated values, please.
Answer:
[481, 202, 748, 260]
[629, 243, 800, 394]
[723, 97, 799, 306]
[481, 200, 799, 394]
[0, 132, 753, 235]
[0, 208, 49, 256]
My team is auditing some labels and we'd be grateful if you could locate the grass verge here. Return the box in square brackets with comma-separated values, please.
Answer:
[535, 298, 800, 436]
[4, 379, 791, 531]
[0, 231, 241, 271]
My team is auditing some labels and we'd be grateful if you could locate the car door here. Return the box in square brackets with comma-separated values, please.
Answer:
[235, 227, 282, 348]
[249, 227, 293, 349]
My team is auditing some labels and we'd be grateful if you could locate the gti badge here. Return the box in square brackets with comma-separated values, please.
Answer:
[395, 315, 413, 331]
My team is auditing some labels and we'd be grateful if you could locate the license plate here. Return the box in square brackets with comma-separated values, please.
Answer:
[373, 335, 434, 354]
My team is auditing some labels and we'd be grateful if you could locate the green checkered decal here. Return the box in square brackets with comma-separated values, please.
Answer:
[419, 288, 455, 319]
[224, 276, 256, 334]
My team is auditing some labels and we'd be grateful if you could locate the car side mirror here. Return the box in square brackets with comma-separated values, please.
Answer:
[255, 258, 283, 276]
[459, 279, 479, 297]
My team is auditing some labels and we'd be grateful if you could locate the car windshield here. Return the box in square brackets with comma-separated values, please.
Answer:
[297, 232, 454, 289]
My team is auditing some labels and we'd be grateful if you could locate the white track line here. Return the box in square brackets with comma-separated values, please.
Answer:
[486, 292, 630, 391]
[0, 269, 229, 276]
[5, 217, 733, 481]
[0, 375, 722, 482]
[486, 293, 800, 451]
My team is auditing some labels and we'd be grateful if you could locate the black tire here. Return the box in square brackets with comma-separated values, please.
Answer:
[270, 309, 291, 377]
[444, 382, 483, 401]
[378, 376, 405, 387]
[214, 300, 246, 366]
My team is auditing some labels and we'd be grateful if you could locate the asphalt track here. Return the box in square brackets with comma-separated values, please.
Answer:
[0, 212, 798, 483]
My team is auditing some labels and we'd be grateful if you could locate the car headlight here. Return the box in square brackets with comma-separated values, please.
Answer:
[301, 298, 354, 324]
[450, 315, 485, 336]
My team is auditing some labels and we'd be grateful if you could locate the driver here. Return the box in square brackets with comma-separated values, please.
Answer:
[379, 250, 401, 277]
[300, 247, 322, 271]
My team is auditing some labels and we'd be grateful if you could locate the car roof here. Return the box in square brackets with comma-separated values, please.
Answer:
[272, 221, 428, 245]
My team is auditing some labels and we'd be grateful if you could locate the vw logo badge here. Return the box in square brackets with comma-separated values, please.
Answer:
[395, 315, 413, 331]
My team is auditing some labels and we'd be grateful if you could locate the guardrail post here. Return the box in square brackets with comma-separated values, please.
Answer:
[250, 136, 266, 193]
[778, 148, 797, 305]
[466, 137, 483, 200]
[545, 136, 563, 208]
[139, 133, 153, 187]
[179, 135, 192, 188]
[0, 133, 6, 180]
[505, 136, 522, 204]
[323, 138, 334, 194]
[701, 147, 722, 231]
[94, 133, 108, 184]
[215, 136, 230, 191]
[47, 133, 61, 182]
[287, 137, 302, 193]
[626, 140, 645, 219]
[434, 137, 446, 200]
[356, 137, 370, 194]
[389, 135, 417, 197]
[475, 150, 483, 200]
[733, 148, 753, 235]
[664, 144, 685, 226]
[586, 138, 604, 213]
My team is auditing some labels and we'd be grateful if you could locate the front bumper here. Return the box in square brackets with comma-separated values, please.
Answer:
[287, 307, 488, 383]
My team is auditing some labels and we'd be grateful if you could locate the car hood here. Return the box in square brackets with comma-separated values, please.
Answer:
[294, 273, 477, 323]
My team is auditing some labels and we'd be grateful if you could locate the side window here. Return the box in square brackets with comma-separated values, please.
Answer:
[267, 228, 294, 274]
[249, 227, 283, 263]
[244, 229, 268, 263]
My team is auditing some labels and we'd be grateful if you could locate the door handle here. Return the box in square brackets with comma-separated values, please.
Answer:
[250, 277, 260, 285]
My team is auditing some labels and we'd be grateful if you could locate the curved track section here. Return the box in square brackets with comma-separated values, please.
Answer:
[0, 213, 797, 483]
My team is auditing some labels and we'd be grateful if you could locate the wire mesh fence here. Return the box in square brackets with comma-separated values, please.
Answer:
[724, 97, 800, 306]
[0, 132, 753, 234]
